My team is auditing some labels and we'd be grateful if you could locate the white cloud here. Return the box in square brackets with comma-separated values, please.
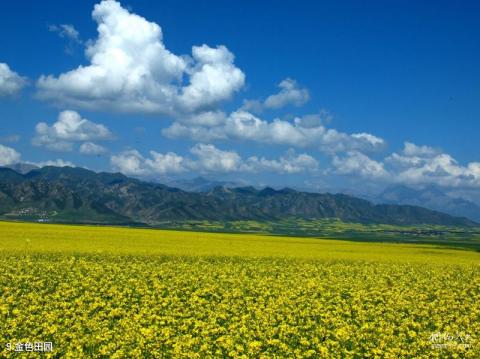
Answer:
[163, 110, 385, 154]
[0, 63, 27, 97]
[333, 151, 389, 179]
[328, 141, 480, 189]
[386, 142, 447, 169]
[403, 142, 439, 157]
[241, 78, 309, 113]
[264, 78, 310, 109]
[37, 0, 244, 115]
[189, 144, 319, 174]
[325, 141, 480, 189]
[385, 142, 480, 188]
[179, 110, 227, 126]
[246, 149, 319, 174]
[396, 154, 480, 187]
[240, 99, 263, 113]
[295, 112, 331, 128]
[35, 159, 75, 168]
[32, 110, 113, 152]
[0, 144, 21, 166]
[179, 45, 245, 112]
[224, 111, 304, 145]
[351, 133, 385, 147]
[386, 152, 424, 167]
[79, 142, 107, 155]
[189, 144, 243, 173]
[112, 149, 190, 176]
[110, 144, 318, 176]
[111, 149, 148, 176]
[49, 24, 82, 44]
[145, 151, 187, 174]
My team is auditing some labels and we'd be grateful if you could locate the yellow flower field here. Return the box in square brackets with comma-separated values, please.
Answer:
[0, 221, 479, 357]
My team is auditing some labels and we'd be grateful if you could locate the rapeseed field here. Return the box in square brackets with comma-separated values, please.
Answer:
[0, 221, 478, 357]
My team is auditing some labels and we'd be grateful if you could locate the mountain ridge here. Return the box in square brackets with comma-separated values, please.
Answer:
[0, 166, 476, 227]
[373, 184, 480, 222]
[167, 176, 242, 192]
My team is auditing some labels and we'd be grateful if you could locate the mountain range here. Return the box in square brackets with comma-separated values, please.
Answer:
[0, 166, 476, 227]
[169, 177, 480, 223]
[372, 185, 480, 223]
[167, 177, 241, 192]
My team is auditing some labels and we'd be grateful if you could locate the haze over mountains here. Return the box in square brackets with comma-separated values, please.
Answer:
[5, 163, 40, 175]
[0, 165, 475, 227]
[373, 185, 480, 223]
[167, 177, 242, 193]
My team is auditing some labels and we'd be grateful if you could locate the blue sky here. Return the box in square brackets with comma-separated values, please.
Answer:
[0, 0, 479, 196]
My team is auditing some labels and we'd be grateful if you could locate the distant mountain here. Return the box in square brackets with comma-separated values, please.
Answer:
[167, 176, 241, 192]
[375, 185, 480, 223]
[0, 166, 476, 226]
[2, 163, 39, 174]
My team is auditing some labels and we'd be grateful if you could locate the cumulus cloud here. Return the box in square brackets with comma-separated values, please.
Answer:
[334, 141, 480, 188]
[240, 99, 264, 113]
[333, 151, 389, 179]
[32, 110, 113, 152]
[0, 63, 27, 97]
[386, 142, 480, 187]
[246, 149, 319, 174]
[164, 110, 385, 154]
[111, 149, 149, 176]
[178, 111, 227, 127]
[145, 151, 188, 174]
[111, 144, 318, 176]
[179, 45, 245, 112]
[79, 142, 107, 155]
[241, 78, 309, 113]
[188, 144, 319, 174]
[0, 143, 78, 171]
[264, 78, 310, 109]
[0, 144, 21, 166]
[402, 142, 440, 157]
[37, 0, 244, 115]
[387, 142, 447, 169]
[189, 144, 243, 173]
[351, 133, 385, 147]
